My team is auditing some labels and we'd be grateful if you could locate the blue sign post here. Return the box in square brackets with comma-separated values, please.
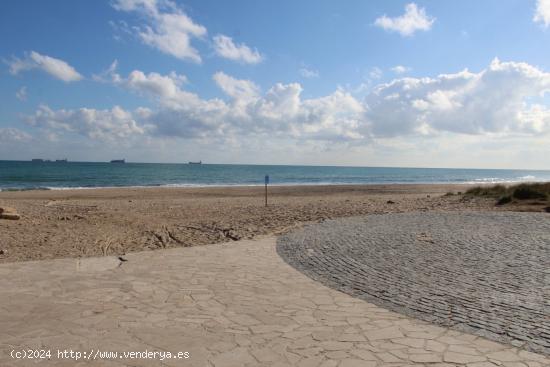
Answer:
[264, 175, 269, 206]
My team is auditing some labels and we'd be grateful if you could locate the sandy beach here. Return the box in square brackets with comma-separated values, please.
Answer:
[0, 183, 499, 263]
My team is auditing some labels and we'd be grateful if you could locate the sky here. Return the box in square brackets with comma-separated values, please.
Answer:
[1, 0, 550, 169]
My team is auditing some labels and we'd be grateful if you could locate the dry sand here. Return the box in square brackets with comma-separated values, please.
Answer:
[0, 184, 498, 263]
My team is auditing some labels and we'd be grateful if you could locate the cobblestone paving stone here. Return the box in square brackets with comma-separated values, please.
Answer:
[1, 235, 549, 366]
[277, 211, 550, 356]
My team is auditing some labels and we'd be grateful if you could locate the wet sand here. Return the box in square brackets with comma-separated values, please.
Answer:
[0, 184, 494, 263]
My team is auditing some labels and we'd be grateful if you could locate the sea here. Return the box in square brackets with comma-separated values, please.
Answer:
[1, 160, 549, 191]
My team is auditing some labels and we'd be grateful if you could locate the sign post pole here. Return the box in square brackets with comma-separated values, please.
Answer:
[264, 175, 269, 207]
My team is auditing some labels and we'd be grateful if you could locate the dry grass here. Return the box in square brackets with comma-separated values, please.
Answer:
[466, 182, 550, 207]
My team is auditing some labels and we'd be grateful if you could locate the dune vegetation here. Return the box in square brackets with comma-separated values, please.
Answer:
[465, 183, 550, 210]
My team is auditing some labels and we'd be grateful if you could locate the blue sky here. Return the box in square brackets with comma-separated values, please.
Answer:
[1, 0, 550, 168]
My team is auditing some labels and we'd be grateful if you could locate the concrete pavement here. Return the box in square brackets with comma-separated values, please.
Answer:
[0, 236, 548, 366]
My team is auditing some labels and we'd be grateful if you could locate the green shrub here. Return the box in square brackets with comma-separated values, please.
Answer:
[466, 182, 550, 205]
[465, 185, 507, 197]
[512, 186, 547, 200]
[496, 195, 512, 205]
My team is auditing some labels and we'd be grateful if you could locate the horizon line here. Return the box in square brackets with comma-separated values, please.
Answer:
[0, 159, 549, 172]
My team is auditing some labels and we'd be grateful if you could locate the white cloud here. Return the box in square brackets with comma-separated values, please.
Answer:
[31, 68, 366, 143]
[213, 34, 263, 64]
[374, 3, 435, 36]
[7, 51, 83, 82]
[366, 58, 550, 137]
[93, 61, 201, 110]
[22, 59, 550, 152]
[112, 0, 159, 13]
[0, 128, 32, 142]
[16, 86, 27, 101]
[391, 65, 411, 74]
[25, 105, 147, 141]
[112, 0, 207, 63]
[143, 70, 363, 142]
[92, 59, 122, 83]
[212, 71, 260, 101]
[299, 67, 319, 78]
[127, 70, 188, 98]
[534, 0, 550, 27]
[109, 20, 134, 42]
[369, 67, 383, 79]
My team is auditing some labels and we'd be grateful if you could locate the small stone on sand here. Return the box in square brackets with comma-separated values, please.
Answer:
[0, 213, 20, 220]
[0, 207, 21, 220]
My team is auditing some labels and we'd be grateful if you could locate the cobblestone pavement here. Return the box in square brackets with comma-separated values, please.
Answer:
[0, 236, 549, 366]
[277, 212, 550, 357]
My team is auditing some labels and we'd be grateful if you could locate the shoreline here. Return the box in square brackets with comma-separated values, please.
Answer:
[0, 182, 472, 194]
[0, 180, 545, 193]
